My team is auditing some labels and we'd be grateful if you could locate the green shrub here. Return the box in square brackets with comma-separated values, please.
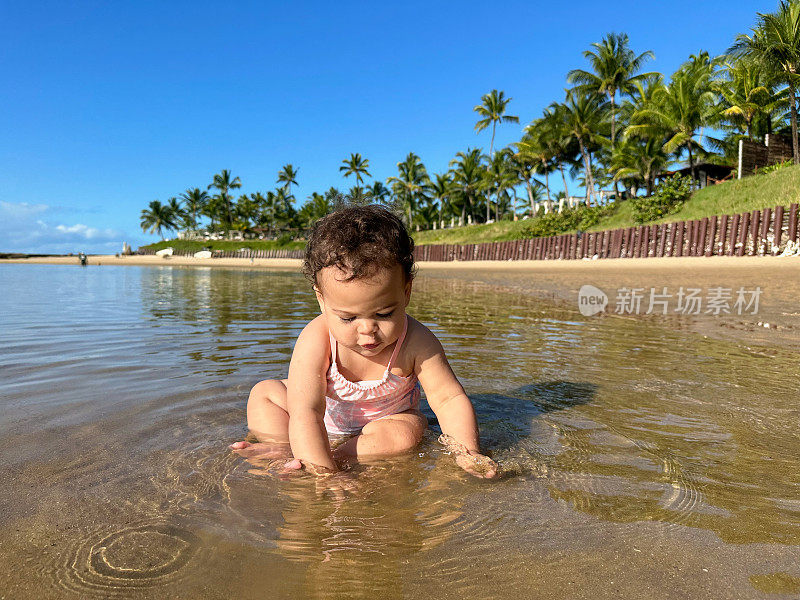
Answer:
[629, 175, 692, 224]
[276, 232, 295, 246]
[515, 204, 617, 238]
[760, 159, 792, 175]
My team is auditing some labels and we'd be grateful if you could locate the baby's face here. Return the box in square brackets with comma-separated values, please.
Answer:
[315, 264, 412, 358]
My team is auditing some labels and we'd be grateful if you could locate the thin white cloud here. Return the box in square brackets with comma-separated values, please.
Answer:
[54, 223, 119, 240]
[0, 201, 141, 254]
[0, 200, 49, 220]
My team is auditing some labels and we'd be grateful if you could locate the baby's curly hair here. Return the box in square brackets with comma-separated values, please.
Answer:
[303, 205, 415, 289]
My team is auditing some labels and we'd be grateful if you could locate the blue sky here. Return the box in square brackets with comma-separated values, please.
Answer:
[1, 1, 776, 253]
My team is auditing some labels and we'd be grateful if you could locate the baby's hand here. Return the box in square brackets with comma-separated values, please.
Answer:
[438, 434, 499, 479]
[229, 439, 293, 475]
[279, 458, 360, 500]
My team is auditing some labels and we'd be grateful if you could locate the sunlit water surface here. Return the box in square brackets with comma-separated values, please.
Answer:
[1, 263, 799, 599]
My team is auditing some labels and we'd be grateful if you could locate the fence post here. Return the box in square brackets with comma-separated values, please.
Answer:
[639, 227, 646, 258]
[774, 206, 785, 250]
[674, 222, 684, 257]
[788, 203, 799, 244]
[705, 217, 717, 256]
[697, 218, 707, 256]
[727, 214, 739, 256]
[649, 225, 657, 257]
[627, 227, 636, 258]
[760, 208, 771, 255]
[719, 214, 729, 255]
[737, 212, 750, 256]
[749, 210, 761, 256]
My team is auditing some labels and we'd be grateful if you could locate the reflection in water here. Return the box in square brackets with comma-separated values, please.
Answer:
[1, 264, 800, 599]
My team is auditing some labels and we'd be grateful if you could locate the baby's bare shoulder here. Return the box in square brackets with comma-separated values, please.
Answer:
[404, 316, 446, 359]
[293, 316, 331, 365]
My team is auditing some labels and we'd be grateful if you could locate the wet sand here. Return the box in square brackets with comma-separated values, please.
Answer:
[3, 253, 800, 273]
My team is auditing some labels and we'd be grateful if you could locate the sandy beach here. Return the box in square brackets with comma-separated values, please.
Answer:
[3, 253, 800, 273]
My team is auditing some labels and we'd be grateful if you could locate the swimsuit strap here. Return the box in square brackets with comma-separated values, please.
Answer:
[385, 314, 408, 371]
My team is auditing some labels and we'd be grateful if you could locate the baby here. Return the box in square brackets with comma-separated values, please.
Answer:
[230, 205, 498, 479]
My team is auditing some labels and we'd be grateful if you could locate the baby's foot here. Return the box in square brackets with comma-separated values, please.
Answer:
[438, 434, 499, 479]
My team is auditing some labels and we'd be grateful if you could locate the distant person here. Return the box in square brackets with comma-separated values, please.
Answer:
[78, 252, 87, 266]
[230, 205, 498, 479]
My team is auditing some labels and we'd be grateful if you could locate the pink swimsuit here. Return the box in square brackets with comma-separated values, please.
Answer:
[323, 315, 421, 435]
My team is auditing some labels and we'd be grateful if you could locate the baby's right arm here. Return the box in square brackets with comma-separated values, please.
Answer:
[285, 316, 338, 472]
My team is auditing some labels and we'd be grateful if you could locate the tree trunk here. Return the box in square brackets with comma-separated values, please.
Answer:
[687, 143, 696, 187]
[488, 124, 496, 222]
[609, 91, 617, 149]
[559, 162, 570, 199]
[610, 97, 621, 202]
[578, 139, 594, 206]
[544, 162, 551, 203]
[525, 179, 535, 216]
[789, 79, 799, 164]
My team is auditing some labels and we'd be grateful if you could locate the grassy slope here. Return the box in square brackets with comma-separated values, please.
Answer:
[417, 164, 800, 243]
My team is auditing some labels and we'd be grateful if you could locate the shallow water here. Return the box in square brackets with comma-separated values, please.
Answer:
[1, 263, 799, 599]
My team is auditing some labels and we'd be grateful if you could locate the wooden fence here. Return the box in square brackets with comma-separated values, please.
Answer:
[412, 202, 799, 262]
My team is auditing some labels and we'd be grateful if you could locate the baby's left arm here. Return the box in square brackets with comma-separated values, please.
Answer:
[413, 323, 498, 479]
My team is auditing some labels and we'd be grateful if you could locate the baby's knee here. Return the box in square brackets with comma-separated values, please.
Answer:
[377, 420, 423, 454]
[392, 427, 422, 454]
[248, 379, 287, 409]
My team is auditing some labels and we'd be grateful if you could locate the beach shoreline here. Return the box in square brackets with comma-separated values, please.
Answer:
[2, 253, 799, 273]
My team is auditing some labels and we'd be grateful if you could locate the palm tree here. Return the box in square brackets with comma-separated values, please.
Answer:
[474, 89, 519, 221]
[540, 104, 577, 200]
[262, 190, 280, 231]
[509, 143, 544, 215]
[718, 56, 789, 142]
[557, 90, 609, 204]
[339, 153, 371, 186]
[347, 186, 370, 206]
[325, 187, 348, 212]
[609, 136, 669, 196]
[366, 181, 391, 204]
[484, 149, 516, 221]
[140, 200, 176, 240]
[298, 192, 332, 228]
[430, 172, 454, 227]
[516, 128, 555, 205]
[449, 148, 485, 225]
[166, 197, 186, 230]
[386, 152, 430, 226]
[730, 0, 800, 162]
[179, 188, 209, 231]
[277, 164, 299, 199]
[627, 54, 719, 183]
[568, 33, 655, 147]
[208, 169, 242, 229]
[235, 194, 259, 230]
